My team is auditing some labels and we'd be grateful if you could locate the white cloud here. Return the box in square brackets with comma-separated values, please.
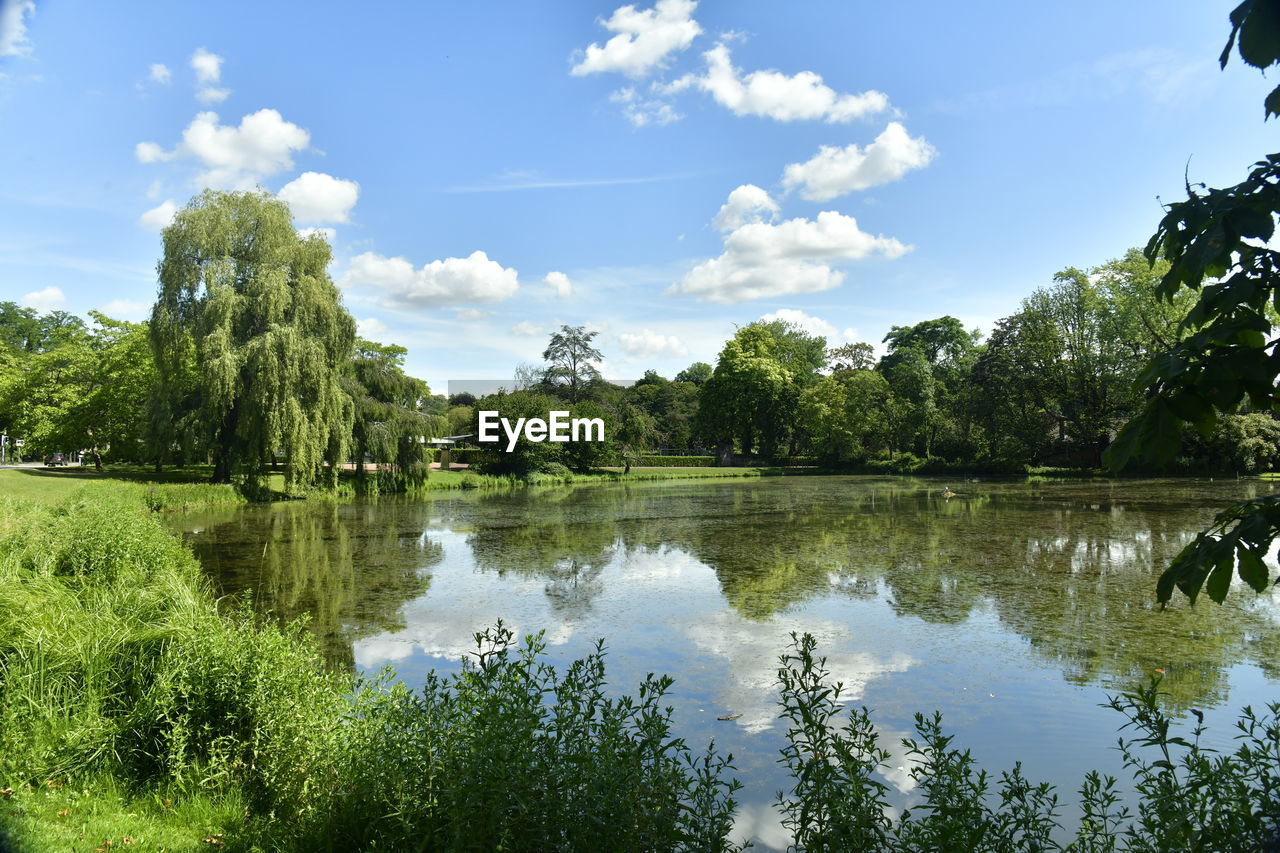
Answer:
[0, 0, 35, 58]
[189, 48, 230, 103]
[342, 250, 520, 307]
[138, 199, 177, 231]
[758, 308, 837, 339]
[511, 320, 544, 336]
[95, 299, 149, 321]
[20, 286, 65, 312]
[543, 270, 573, 298]
[571, 0, 701, 79]
[196, 86, 230, 104]
[618, 328, 688, 359]
[297, 226, 336, 243]
[356, 316, 389, 338]
[191, 47, 222, 84]
[713, 183, 778, 231]
[782, 122, 936, 201]
[666, 43, 889, 123]
[135, 109, 310, 189]
[457, 308, 491, 321]
[189, 47, 230, 102]
[610, 86, 682, 127]
[148, 63, 171, 85]
[673, 189, 910, 303]
[278, 171, 359, 223]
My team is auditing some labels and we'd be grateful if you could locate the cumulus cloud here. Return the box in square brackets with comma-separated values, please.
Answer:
[782, 122, 936, 201]
[758, 308, 837, 339]
[190, 47, 230, 102]
[148, 63, 171, 85]
[138, 199, 177, 231]
[571, 0, 701, 79]
[713, 183, 779, 231]
[609, 86, 682, 126]
[342, 250, 520, 307]
[673, 188, 909, 303]
[277, 171, 359, 223]
[135, 109, 310, 189]
[543, 270, 573, 298]
[618, 328, 688, 359]
[20, 286, 65, 312]
[0, 0, 35, 58]
[666, 43, 889, 123]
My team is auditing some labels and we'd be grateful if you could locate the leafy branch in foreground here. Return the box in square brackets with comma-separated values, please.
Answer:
[1106, 0, 1280, 603]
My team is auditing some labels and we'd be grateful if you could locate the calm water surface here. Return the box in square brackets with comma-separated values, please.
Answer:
[173, 476, 1280, 848]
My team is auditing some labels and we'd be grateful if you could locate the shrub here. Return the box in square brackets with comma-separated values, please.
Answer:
[634, 455, 715, 467]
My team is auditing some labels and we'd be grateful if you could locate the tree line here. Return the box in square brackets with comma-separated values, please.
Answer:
[453, 248, 1279, 477]
[4, 190, 1278, 490]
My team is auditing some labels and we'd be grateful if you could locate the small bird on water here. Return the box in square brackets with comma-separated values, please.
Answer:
[941, 487, 957, 498]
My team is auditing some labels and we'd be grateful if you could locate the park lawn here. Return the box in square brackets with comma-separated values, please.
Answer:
[0, 467, 261, 510]
[0, 776, 247, 853]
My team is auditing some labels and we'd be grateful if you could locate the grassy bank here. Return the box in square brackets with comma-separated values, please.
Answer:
[416, 465, 784, 491]
[2, 482, 1278, 851]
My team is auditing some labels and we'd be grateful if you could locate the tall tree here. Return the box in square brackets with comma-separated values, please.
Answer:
[542, 324, 602, 403]
[150, 190, 356, 489]
[345, 339, 438, 491]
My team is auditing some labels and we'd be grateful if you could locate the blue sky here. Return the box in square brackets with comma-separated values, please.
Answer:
[0, 1, 1275, 391]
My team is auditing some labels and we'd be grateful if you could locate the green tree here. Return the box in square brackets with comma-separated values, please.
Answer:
[826, 342, 876, 373]
[1108, 1, 1280, 604]
[150, 190, 356, 490]
[57, 313, 158, 470]
[674, 361, 712, 385]
[698, 321, 826, 458]
[542, 324, 603, 403]
[345, 339, 438, 491]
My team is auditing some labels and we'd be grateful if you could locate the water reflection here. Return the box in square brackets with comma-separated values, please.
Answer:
[173, 476, 1280, 712]
[180, 500, 441, 667]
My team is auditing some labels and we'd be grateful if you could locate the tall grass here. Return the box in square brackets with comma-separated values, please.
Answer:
[0, 485, 1277, 851]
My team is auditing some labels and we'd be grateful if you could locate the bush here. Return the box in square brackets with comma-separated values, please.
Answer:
[446, 447, 498, 466]
[634, 455, 715, 467]
[314, 626, 741, 851]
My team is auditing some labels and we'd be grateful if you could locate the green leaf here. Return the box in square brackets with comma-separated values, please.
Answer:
[1266, 84, 1280, 119]
[1206, 554, 1235, 603]
[1238, 0, 1280, 70]
[1236, 543, 1271, 592]
[1103, 418, 1141, 472]
[1135, 398, 1183, 464]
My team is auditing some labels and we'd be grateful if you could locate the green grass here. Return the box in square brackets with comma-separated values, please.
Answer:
[0, 775, 246, 853]
[0, 468, 263, 510]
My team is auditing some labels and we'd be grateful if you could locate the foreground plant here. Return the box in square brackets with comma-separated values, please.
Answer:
[775, 634, 1280, 853]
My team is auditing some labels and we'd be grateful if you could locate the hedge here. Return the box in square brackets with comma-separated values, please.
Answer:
[633, 455, 715, 467]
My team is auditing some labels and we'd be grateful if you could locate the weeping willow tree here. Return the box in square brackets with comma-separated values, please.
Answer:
[345, 339, 445, 492]
[150, 190, 356, 490]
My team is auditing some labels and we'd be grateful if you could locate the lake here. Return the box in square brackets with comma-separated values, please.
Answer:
[173, 475, 1280, 849]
